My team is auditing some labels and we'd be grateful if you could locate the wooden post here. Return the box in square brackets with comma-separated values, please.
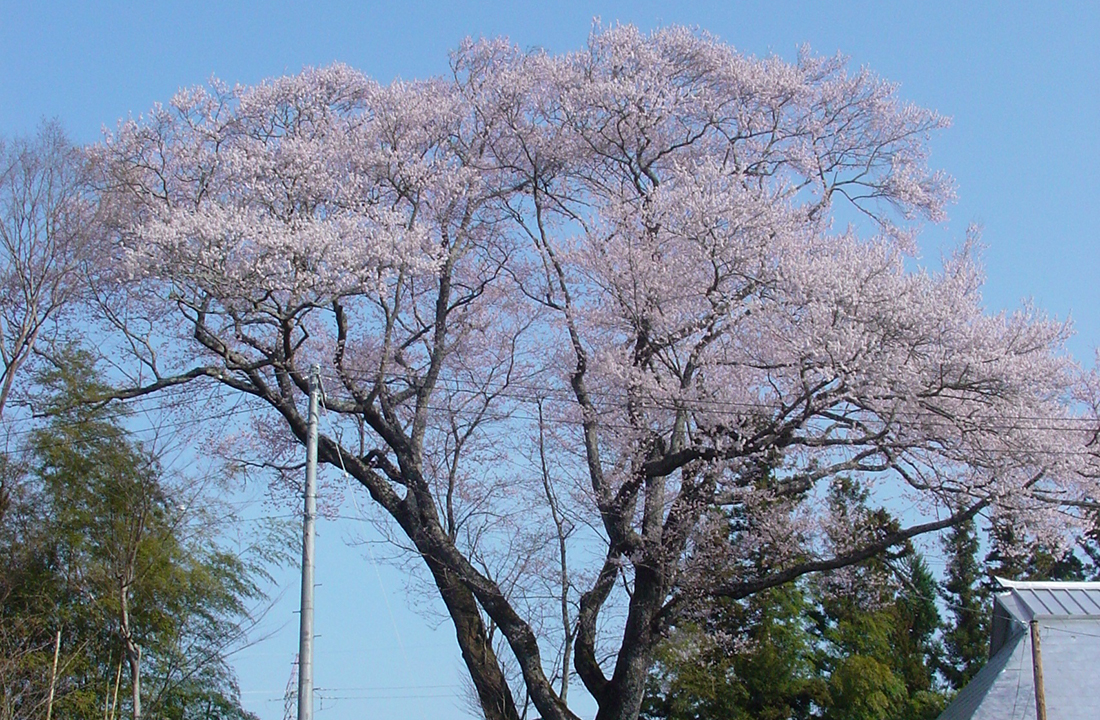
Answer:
[1030, 620, 1047, 720]
[45, 629, 61, 720]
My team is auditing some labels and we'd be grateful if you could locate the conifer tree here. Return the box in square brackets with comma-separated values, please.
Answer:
[938, 518, 989, 691]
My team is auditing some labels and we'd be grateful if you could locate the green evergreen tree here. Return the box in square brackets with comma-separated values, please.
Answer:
[643, 478, 948, 720]
[811, 554, 944, 720]
[938, 517, 989, 691]
[894, 556, 946, 718]
[642, 583, 820, 720]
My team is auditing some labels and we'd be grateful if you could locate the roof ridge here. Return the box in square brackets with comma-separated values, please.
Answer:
[995, 576, 1100, 590]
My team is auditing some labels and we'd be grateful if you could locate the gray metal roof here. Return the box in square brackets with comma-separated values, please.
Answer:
[938, 616, 1100, 720]
[937, 579, 1100, 720]
[990, 578, 1100, 656]
[996, 577, 1100, 618]
[935, 623, 1025, 720]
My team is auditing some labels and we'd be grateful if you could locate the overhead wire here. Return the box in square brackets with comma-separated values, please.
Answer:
[317, 389, 411, 667]
[18, 360, 1100, 710]
[316, 364, 1100, 430]
[4, 359, 1098, 439]
[7, 398, 1097, 461]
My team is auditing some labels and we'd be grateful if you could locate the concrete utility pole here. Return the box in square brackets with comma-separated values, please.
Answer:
[297, 365, 321, 720]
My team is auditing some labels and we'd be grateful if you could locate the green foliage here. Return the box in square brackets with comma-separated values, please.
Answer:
[938, 518, 989, 691]
[646, 489, 1100, 720]
[0, 350, 279, 720]
[644, 553, 947, 720]
[824, 655, 904, 720]
[811, 554, 944, 720]
[643, 584, 821, 720]
[645, 479, 948, 720]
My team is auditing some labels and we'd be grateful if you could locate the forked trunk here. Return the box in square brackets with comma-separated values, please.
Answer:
[594, 567, 664, 720]
[423, 550, 520, 720]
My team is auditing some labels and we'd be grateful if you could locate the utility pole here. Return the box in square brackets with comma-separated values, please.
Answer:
[1030, 620, 1047, 720]
[297, 365, 321, 720]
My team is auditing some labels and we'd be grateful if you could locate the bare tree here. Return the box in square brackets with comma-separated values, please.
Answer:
[0, 122, 93, 420]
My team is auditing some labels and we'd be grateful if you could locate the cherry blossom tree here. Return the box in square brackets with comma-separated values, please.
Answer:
[94, 26, 1099, 720]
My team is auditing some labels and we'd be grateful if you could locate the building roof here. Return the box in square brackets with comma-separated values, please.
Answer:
[938, 578, 1100, 720]
[997, 577, 1100, 616]
[990, 577, 1100, 656]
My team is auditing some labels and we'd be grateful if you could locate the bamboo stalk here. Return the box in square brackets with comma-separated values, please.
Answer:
[45, 630, 61, 720]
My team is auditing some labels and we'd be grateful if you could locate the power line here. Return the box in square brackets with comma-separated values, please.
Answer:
[0, 401, 261, 442]
[317, 364, 1100, 426]
[8, 401, 1097, 464]
[6, 362, 1100, 473]
[6, 359, 1098, 436]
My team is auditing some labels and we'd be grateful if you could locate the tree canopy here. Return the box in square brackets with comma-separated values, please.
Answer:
[0, 352, 274, 720]
[0, 122, 95, 420]
[90, 25, 1100, 720]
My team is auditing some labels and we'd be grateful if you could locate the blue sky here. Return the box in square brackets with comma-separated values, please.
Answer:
[3, 2, 1098, 718]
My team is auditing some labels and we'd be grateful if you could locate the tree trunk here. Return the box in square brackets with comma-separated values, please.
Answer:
[119, 580, 141, 720]
[126, 643, 141, 720]
[416, 528, 520, 720]
[593, 565, 664, 720]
